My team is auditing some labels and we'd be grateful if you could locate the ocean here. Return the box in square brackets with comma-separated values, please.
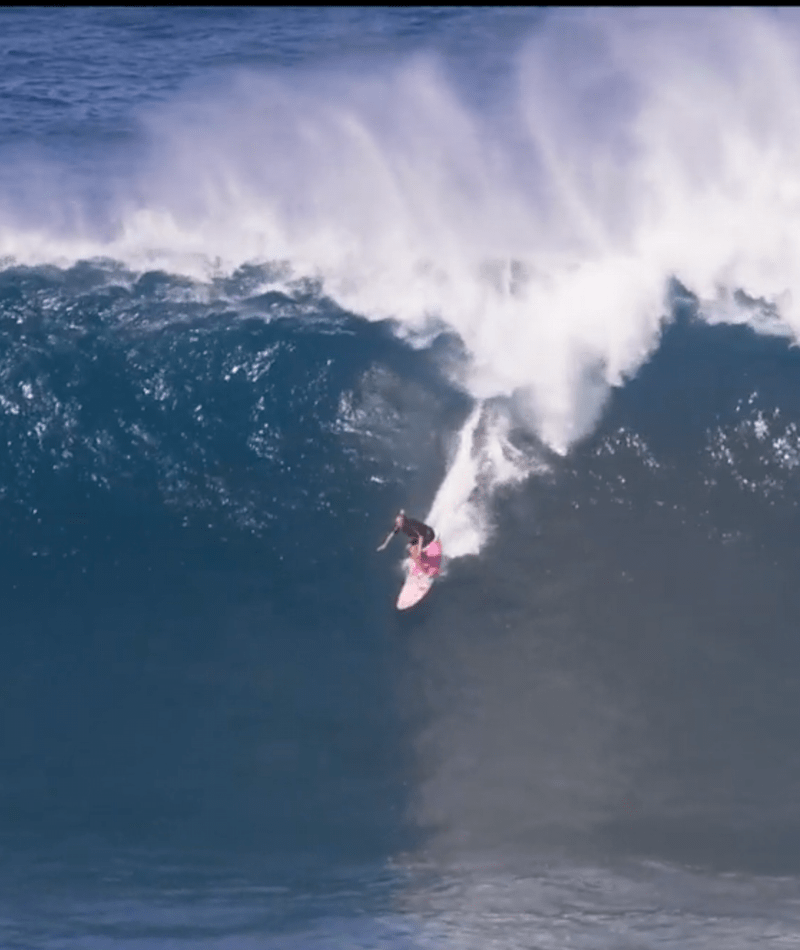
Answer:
[1, 7, 800, 948]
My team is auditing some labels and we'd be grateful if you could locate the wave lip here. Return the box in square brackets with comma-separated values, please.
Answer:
[7, 11, 800, 459]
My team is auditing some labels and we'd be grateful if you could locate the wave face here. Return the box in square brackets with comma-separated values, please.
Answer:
[0, 261, 469, 857]
[3, 7, 800, 948]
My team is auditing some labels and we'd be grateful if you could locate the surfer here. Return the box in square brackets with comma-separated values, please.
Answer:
[394, 510, 435, 549]
[377, 509, 443, 609]
[376, 509, 435, 553]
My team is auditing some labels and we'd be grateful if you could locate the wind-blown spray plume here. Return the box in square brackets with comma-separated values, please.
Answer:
[5, 10, 800, 553]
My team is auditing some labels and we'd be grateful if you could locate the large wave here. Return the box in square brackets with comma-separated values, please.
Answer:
[3, 9, 800, 553]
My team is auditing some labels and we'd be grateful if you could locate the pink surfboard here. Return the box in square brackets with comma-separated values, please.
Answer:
[396, 540, 442, 610]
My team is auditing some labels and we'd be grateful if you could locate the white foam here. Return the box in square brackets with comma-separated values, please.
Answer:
[7, 10, 800, 553]
[426, 402, 542, 559]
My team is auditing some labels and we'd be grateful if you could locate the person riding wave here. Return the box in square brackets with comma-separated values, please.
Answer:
[377, 510, 442, 601]
[393, 510, 435, 570]
[376, 508, 436, 559]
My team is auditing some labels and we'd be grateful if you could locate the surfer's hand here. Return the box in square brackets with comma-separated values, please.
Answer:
[395, 513, 404, 530]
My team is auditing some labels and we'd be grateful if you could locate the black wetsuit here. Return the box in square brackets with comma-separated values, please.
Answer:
[400, 516, 435, 547]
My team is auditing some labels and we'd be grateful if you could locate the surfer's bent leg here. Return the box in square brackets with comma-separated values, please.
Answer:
[402, 517, 435, 547]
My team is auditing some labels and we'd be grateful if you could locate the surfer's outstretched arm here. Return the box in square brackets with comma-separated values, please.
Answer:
[377, 526, 397, 552]
[377, 510, 405, 552]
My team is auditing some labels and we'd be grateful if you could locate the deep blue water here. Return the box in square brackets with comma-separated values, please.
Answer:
[3, 8, 800, 948]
